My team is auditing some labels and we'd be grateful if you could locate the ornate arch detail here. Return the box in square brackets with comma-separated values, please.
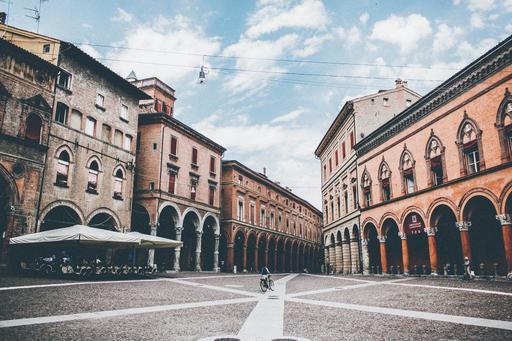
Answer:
[246, 230, 258, 243]
[400, 206, 427, 227]
[496, 88, 512, 162]
[378, 157, 393, 201]
[426, 198, 458, 225]
[377, 158, 391, 181]
[231, 226, 246, 244]
[54, 144, 74, 162]
[158, 201, 182, 226]
[458, 187, 500, 220]
[0, 163, 20, 204]
[362, 218, 379, 239]
[398, 144, 417, 195]
[424, 129, 448, 186]
[496, 88, 512, 126]
[86, 155, 102, 170]
[112, 164, 127, 178]
[455, 111, 486, 175]
[201, 212, 220, 235]
[499, 180, 512, 214]
[86, 207, 122, 231]
[180, 207, 202, 230]
[342, 227, 351, 242]
[378, 212, 400, 236]
[38, 200, 85, 231]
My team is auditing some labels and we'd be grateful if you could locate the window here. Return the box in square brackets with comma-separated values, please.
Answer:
[337, 195, 341, 217]
[192, 147, 198, 165]
[70, 110, 82, 130]
[382, 179, 391, 201]
[350, 131, 355, 150]
[329, 158, 332, 173]
[149, 182, 155, 191]
[114, 129, 123, 147]
[168, 173, 176, 194]
[270, 211, 275, 228]
[343, 191, 348, 213]
[102, 124, 112, 143]
[342, 141, 346, 159]
[431, 156, 444, 185]
[364, 188, 371, 207]
[57, 70, 71, 89]
[260, 207, 266, 226]
[96, 93, 105, 107]
[43, 44, 50, 53]
[210, 156, 216, 174]
[237, 198, 244, 221]
[25, 114, 42, 143]
[123, 134, 132, 151]
[383, 97, 389, 106]
[136, 133, 141, 152]
[404, 171, 414, 194]
[323, 165, 326, 179]
[379, 162, 392, 201]
[278, 212, 282, 227]
[238, 175, 243, 185]
[352, 185, 357, 209]
[465, 144, 480, 174]
[170, 136, 178, 156]
[120, 104, 128, 121]
[458, 120, 483, 175]
[87, 160, 99, 192]
[406, 99, 412, 107]
[209, 186, 215, 206]
[400, 151, 415, 194]
[113, 169, 124, 199]
[153, 143, 158, 150]
[56, 150, 70, 186]
[250, 203, 255, 224]
[55, 102, 68, 124]
[335, 150, 339, 166]
[190, 181, 197, 200]
[85, 117, 96, 136]
[426, 137, 445, 186]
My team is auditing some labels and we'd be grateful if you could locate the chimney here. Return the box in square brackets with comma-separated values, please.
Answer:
[0, 12, 6, 24]
[395, 79, 408, 88]
[263, 167, 266, 176]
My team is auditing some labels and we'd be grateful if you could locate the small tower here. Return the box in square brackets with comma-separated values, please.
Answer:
[126, 70, 137, 82]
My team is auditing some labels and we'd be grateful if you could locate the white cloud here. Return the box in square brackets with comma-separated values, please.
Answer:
[506, 23, 512, 33]
[359, 12, 370, 25]
[433, 24, 464, 53]
[112, 8, 134, 22]
[245, 0, 329, 39]
[457, 38, 497, 62]
[292, 33, 333, 57]
[271, 107, 307, 123]
[81, 23, 93, 29]
[106, 15, 221, 83]
[466, 0, 495, 11]
[335, 26, 361, 45]
[504, 0, 512, 11]
[470, 12, 485, 28]
[453, 0, 462, 4]
[79, 44, 102, 59]
[369, 14, 432, 54]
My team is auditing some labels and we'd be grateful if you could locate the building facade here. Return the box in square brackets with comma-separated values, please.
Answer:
[131, 76, 226, 272]
[0, 39, 59, 262]
[357, 35, 512, 277]
[221, 160, 323, 273]
[315, 80, 420, 274]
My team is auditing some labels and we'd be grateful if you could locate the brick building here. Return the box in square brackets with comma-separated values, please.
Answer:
[130, 76, 226, 272]
[0, 39, 59, 262]
[2, 24, 150, 233]
[357, 35, 512, 277]
[315, 80, 420, 274]
[221, 160, 323, 273]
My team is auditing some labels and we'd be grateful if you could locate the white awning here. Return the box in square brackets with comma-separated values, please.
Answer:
[128, 232, 182, 249]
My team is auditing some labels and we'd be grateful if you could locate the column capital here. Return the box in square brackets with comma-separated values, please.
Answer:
[398, 232, 407, 240]
[496, 214, 512, 226]
[175, 226, 184, 233]
[456, 221, 471, 231]
[378, 235, 386, 243]
[214, 234, 220, 240]
[426, 226, 438, 236]
[361, 239, 368, 246]
[195, 230, 203, 237]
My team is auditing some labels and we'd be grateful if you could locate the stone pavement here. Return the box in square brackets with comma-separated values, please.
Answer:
[0, 273, 511, 340]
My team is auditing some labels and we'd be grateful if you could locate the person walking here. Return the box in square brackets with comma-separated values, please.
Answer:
[463, 257, 471, 280]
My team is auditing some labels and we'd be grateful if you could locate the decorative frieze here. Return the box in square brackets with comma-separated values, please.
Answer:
[496, 214, 512, 226]
[456, 221, 471, 232]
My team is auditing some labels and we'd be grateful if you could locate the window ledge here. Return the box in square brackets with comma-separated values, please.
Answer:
[209, 171, 216, 177]
[56, 85, 72, 94]
[120, 116, 129, 123]
[169, 154, 178, 161]
[95, 104, 106, 111]
[86, 188, 98, 195]
[54, 182, 69, 188]
[113, 194, 123, 201]
[191, 163, 199, 170]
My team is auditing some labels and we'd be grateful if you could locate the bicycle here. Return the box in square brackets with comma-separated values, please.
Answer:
[260, 274, 274, 292]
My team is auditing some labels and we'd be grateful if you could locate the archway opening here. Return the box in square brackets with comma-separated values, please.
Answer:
[88, 213, 117, 231]
[233, 231, 244, 272]
[219, 229, 227, 272]
[465, 196, 506, 275]
[343, 229, 351, 274]
[291, 242, 298, 272]
[131, 204, 151, 266]
[298, 244, 304, 272]
[365, 223, 381, 274]
[431, 205, 461, 274]
[404, 212, 430, 274]
[277, 239, 284, 272]
[383, 219, 402, 274]
[267, 238, 276, 272]
[258, 236, 267, 271]
[156, 205, 178, 271]
[180, 211, 199, 271]
[40, 205, 81, 231]
[285, 241, 292, 272]
[352, 225, 361, 273]
[246, 234, 256, 272]
[0, 174, 13, 255]
[201, 216, 217, 271]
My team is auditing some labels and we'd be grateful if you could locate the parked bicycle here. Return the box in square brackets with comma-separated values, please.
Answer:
[260, 274, 274, 292]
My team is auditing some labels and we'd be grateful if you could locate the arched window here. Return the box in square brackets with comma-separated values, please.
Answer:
[361, 169, 372, 207]
[378, 160, 392, 202]
[87, 159, 100, 193]
[260, 206, 266, 226]
[113, 168, 124, 199]
[56, 150, 70, 186]
[496, 88, 512, 162]
[456, 113, 484, 176]
[25, 113, 42, 143]
[399, 148, 416, 195]
[425, 132, 447, 186]
[237, 197, 244, 221]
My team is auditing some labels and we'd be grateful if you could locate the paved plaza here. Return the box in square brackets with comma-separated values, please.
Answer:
[0, 273, 511, 340]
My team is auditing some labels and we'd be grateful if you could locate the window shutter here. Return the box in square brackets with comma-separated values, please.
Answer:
[171, 137, 177, 155]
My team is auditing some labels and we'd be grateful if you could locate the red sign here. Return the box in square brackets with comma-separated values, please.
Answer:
[404, 213, 425, 235]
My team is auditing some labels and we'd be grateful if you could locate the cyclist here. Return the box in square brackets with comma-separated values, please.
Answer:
[260, 264, 271, 289]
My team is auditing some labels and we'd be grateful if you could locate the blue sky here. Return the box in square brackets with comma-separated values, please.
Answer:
[3, 0, 512, 209]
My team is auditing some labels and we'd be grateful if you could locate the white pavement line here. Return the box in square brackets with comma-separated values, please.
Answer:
[0, 297, 258, 328]
[238, 274, 298, 341]
[287, 278, 412, 298]
[302, 273, 374, 283]
[0, 278, 165, 291]
[173, 273, 290, 281]
[165, 278, 260, 298]
[385, 282, 512, 296]
[288, 297, 512, 331]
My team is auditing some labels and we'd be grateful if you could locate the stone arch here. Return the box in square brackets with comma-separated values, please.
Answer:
[86, 208, 122, 231]
[158, 202, 181, 226]
[180, 207, 202, 231]
[459, 188, 499, 220]
[54, 144, 74, 162]
[180, 208, 202, 271]
[400, 206, 427, 231]
[336, 230, 342, 242]
[427, 197, 459, 224]
[382, 217, 402, 273]
[456, 111, 486, 174]
[499, 181, 512, 215]
[424, 130, 448, 186]
[402, 210, 429, 274]
[201, 212, 220, 235]
[38, 200, 85, 231]
[378, 158, 393, 201]
[378, 212, 400, 236]
[362, 217, 379, 238]
[496, 88, 512, 161]
[0, 163, 20, 204]
[86, 155, 102, 170]
[430, 203, 462, 274]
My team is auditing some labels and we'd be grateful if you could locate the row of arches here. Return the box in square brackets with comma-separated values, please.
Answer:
[324, 224, 362, 274]
[362, 192, 512, 276]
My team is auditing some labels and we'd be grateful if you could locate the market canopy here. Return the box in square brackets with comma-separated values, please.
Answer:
[9, 225, 180, 249]
[128, 232, 182, 249]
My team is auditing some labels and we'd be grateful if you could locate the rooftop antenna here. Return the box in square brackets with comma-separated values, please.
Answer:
[25, 0, 47, 32]
[0, 0, 13, 24]
[198, 55, 209, 84]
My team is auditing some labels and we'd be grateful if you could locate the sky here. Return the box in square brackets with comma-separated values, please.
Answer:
[2, 0, 512, 209]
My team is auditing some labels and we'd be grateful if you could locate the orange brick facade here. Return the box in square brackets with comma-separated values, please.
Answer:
[357, 37, 512, 277]
[220, 161, 323, 273]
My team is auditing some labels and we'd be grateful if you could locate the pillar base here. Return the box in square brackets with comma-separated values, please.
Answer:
[507, 272, 512, 280]
[430, 272, 438, 276]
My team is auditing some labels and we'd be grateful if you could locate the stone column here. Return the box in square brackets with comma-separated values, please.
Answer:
[324, 246, 330, 272]
[264, 247, 269, 268]
[400, 232, 409, 275]
[456, 221, 472, 262]
[213, 234, 220, 272]
[254, 245, 259, 272]
[243, 242, 248, 272]
[379, 236, 387, 274]
[496, 214, 512, 278]
[195, 230, 202, 272]
[342, 240, 351, 274]
[173, 226, 183, 272]
[426, 227, 438, 275]
[361, 239, 370, 274]
[226, 242, 234, 272]
[274, 245, 278, 272]
[335, 241, 343, 273]
[350, 238, 360, 273]
[147, 223, 158, 266]
[329, 245, 336, 273]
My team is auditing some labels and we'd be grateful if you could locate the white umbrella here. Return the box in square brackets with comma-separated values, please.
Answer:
[127, 232, 182, 249]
